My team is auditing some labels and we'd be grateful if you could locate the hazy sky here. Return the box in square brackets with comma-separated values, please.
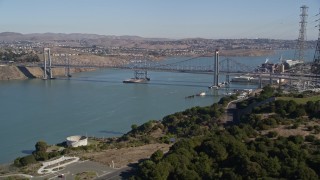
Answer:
[0, 0, 319, 39]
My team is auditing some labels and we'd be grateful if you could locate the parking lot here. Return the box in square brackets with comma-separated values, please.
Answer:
[33, 160, 114, 180]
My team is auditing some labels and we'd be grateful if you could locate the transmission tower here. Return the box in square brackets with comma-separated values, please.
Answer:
[312, 9, 320, 74]
[294, 5, 308, 62]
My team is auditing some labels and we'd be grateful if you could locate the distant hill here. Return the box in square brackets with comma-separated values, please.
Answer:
[0, 32, 24, 36]
[0, 32, 25, 41]
[0, 32, 169, 42]
[0, 32, 315, 51]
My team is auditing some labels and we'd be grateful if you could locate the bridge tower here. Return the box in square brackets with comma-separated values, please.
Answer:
[225, 58, 230, 84]
[65, 55, 71, 77]
[213, 49, 219, 87]
[43, 48, 53, 79]
[294, 5, 308, 62]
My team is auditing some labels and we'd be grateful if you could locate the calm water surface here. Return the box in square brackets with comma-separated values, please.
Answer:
[0, 50, 314, 163]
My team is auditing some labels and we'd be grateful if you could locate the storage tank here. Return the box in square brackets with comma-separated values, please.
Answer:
[66, 135, 88, 147]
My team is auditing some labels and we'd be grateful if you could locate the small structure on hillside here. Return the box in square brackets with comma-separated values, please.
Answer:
[66, 135, 88, 147]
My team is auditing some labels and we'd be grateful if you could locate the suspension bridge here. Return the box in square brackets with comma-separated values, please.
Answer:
[23, 48, 320, 90]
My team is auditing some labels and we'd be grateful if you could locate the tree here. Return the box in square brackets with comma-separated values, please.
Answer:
[305, 135, 316, 142]
[131, 124, 138, 131]
[305, 101, 315, 114]
[243, 161, 266, 178]
[35, 141, 48, 152]
[286, 100, 297, 114]
[150, 150, 163, 163]
[265, 157, 281, 177]
[294, 164, 319, 180]
[201, 140, 228, 162]
[152, 162, 172, 179]
[290, 105, 306, 118]
[307, 154, 320, 175]
[136, 160, 156, 179]
[19, 155, 36, 166]
[193, 152, 213, 179]
[288, 135, 304, 144]
[33, 151, 48, 161]
[14, 157, 22, 167]
[221, 170, 242, 180]
[267, 131, 278, 138]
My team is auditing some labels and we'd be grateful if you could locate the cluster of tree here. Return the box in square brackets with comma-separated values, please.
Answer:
[0, 51, 24, 61]
[218, 94, 238, 107]
[132, 85, 320, 179]
[242, 113, 286, 131]
[253, 99, 320, 119]
[134, 127, 320, 179]
[237, 85, 275, 109]
[14, 141, 62, 167]
[161, 104, 224, 138]
[123, 104, 225, 145]
[0, 51, 40, 62]
[23, 53, 40, 62]
[278, 90, 320, 98]
[117, 120, 164, 146]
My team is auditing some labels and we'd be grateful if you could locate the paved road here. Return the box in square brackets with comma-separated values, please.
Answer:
[96, 164, 137, 180]
[30, 161, 114, 180]
[223, 100, 237, 124]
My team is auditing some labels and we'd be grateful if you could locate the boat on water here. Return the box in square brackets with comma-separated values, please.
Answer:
[123, 78, 150, 83]
[231, 75, 255, 83]
[197, 92, 206, 96]
[208, 82, 229, 89]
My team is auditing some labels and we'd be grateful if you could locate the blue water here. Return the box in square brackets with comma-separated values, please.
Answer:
[0, 49, 315, 164]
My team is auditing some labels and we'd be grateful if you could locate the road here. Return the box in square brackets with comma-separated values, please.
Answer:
[96, 165, 137, 180]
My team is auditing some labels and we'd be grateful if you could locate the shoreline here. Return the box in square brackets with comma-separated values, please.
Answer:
[0, 65, 96, 81]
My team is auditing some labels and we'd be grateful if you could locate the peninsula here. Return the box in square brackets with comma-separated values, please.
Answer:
[1, 86, 320, 179]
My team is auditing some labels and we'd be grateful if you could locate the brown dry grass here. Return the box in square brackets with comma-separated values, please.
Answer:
[81, 143, 171, 168]
[263, 121, 320, 138]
